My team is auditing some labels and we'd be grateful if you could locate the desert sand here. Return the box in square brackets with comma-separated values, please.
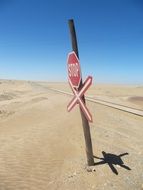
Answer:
[0, 79, 143, 190]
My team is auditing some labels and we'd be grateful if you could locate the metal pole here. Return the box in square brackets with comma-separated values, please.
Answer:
[68, 19, 94, 166]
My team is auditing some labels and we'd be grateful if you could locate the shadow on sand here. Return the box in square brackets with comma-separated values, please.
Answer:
[94, 151, 131, 175]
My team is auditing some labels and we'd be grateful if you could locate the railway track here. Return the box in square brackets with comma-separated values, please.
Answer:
[49, 88, 143, 117]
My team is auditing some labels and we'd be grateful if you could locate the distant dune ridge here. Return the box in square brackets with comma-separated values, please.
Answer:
[128, 96, 143, 107]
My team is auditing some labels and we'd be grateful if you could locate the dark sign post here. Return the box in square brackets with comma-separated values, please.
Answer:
[68, 19, 94, 166]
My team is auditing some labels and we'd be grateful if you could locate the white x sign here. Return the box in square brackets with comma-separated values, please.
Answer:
[67, 76, 93, 122]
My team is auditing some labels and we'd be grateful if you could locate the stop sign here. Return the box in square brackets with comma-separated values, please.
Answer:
[67, 51, 81, 88]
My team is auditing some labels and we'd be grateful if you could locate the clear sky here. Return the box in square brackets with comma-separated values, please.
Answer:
[0, 0, 143, 84]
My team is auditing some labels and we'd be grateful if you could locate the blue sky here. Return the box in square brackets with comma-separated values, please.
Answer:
[0, 0, 143, 84]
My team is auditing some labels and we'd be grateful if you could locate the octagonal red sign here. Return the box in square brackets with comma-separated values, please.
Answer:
[67, 51, 81, 88]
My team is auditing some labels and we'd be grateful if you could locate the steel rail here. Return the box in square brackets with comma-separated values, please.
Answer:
[49, 87, 143, 117]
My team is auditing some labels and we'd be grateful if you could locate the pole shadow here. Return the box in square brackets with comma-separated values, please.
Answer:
[94, 151, 131, 175]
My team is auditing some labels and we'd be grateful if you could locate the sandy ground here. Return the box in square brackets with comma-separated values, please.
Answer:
[0, 79, 143, 190]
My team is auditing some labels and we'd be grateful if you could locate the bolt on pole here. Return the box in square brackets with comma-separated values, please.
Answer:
[68, 19, 94, 166]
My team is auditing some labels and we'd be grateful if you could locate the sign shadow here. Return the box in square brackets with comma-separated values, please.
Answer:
[94, 151, 131, 175]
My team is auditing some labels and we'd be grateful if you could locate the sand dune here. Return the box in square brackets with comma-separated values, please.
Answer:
[129, 96, 143, 107]
[0, 80, 143, 190]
